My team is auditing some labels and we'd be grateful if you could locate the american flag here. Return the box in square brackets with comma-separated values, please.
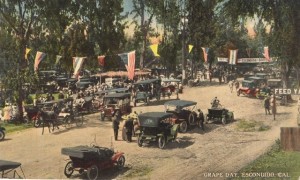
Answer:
[98, 55, 105, 66]
[126, 51, 135, 80]
[201, 47, 209, 62]
[73, 57, 85, 77]
[262, 46, 270, 62]
[34, 51, 46, 71]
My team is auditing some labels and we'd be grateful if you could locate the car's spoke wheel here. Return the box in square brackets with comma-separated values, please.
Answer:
[87, 165, 99, 180]
[188, 113, 196, 125]
[158, 135, 166, 149]
[64, 161, 74, 178]
[137, 135, 143, 147]
[34, 117, 42, 128]
[179, 121, 188, 133]
[221, 117, 227, 125]
[0, 130, 5, 141]
[117, 155, 125, 170]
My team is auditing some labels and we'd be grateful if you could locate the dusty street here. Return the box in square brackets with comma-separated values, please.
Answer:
[0, 82, 297, 179]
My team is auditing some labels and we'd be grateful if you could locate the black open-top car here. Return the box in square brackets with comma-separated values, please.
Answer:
[136, 112, 179, 149]
[164, 100, 204, 132]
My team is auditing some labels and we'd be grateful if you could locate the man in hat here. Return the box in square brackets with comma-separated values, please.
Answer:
[124, 114, 134, 142]
[112, 109, 121, 140]
[263, 95, 271, 115]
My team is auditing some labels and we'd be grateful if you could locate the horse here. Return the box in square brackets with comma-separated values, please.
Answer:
[38, 109, 60, 135]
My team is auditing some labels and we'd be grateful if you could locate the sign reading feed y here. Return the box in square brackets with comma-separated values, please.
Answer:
[274, 88, 300, 95]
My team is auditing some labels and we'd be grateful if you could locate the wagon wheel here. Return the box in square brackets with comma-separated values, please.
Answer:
[179, 121, 188, 133]
[158, 135, 166, 149]
[87, 165, 99, 180]
[137, 135, 143, 147]
[64, 161, 74, 178]
[116, 155, 126, 170]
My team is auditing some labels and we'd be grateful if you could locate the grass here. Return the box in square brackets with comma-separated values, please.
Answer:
[237, 140, 300, 179]
[123, 165, 153, 179]
[1, 122, 32, 133]
[235, 119, 270, 132]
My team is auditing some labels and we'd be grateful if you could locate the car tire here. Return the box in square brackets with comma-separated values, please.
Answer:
[64, 161, 74, 178]
[179, 121, 188, 133]
[116, 155, 125, 170]
[221, 117, 227, 125]
[188, 113, 196, 125]
[0, 130, 5, 141]
[158, 135, 166, 149]
[137, 135, 143, 147]
[87, 165, 99, 180]
[100, 113, 105, 121]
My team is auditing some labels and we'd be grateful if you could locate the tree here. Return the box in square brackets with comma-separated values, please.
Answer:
[0, 0, 39, 121]
[220, 0, 300, 91]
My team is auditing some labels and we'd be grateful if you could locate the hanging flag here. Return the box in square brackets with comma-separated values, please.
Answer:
[188, 45, 194, 53]
[201, 47, 209, 63]
[118, 53, 129, 66]
[73, 57, 86, 77]
[246, 48, 251, 58]
[229, 49, 238, 65]
[126, 51, 136, 80]
[34, 51, 46, 71]
[150, 44, 160, 57]
[97, 55, 105, 66]
[25, 48, 31, 60]
[262, 46, 270, 62]
[55, 55, 62, 65]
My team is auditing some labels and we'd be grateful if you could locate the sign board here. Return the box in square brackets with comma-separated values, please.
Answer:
[274, 88, 300, 95]
[237, 58, 272, 63]
[217, 57, 228, 62]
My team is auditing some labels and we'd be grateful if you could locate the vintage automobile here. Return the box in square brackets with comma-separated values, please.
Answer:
[255, 86, 272, 99]
[161, 78, 181, 99]
[99, 93, 131, 121]
[267, 79, 282, 89]
[164, 100, 204, 133]
[135, 112, 179, 149]
[237, 80, 259, 97]
[133, 79, 161, 106]
[0, 160, 26, 178]
[206, 106, 234, 125]
[61, 145, 125, 180]
[248, 76, 267, 87]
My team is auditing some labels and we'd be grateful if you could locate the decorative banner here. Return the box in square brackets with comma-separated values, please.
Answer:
[188, 45, 194, 53]
[98, 55, 105, 66]
[229, 49, 238, 65]
[25, 48, 31, 60]
[149, 44, 160, 57]
[217, 57, 228, 62]
[34, 51, 46, 71]
[118, 53, 129, 66]
[262, 46, 270, 62]
[73, 57, 86, 77]
[246, 48, 251, 58]
[126, 51, 136, 80]
[237, 58, 272, 63]
[55, 55, 62, 65]
[201, 47, 209, 63]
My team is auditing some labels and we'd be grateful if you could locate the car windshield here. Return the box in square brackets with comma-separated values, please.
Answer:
[103, 97, 119, 105]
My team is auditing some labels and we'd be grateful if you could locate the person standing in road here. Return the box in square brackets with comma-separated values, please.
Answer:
[124, 115, 134, 142]
[112, 109, 121, 141]
[298, 97, 300, 114]
[228, 80, 234, 93]
[263, 96, 271, 115]
[270, 95, 277, 120]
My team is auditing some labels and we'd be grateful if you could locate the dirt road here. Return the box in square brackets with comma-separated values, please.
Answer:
[0, 82, 297, 179]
